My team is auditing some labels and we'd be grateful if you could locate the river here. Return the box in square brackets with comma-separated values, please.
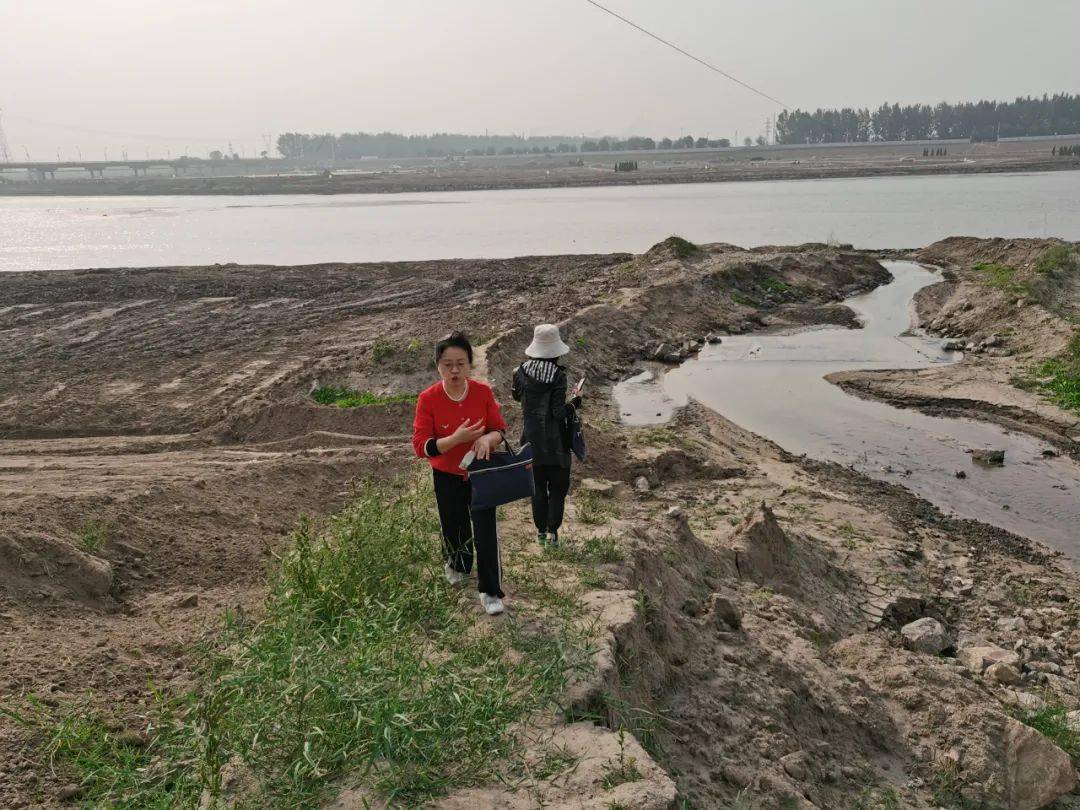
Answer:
[614, 262, 1080, 558]
[2, 171, 1080, 272]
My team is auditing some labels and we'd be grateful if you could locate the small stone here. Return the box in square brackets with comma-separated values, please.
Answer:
[954, 469, 967, 479]
[970, 448, 1005, 465]
[1026, 661, 1063, 675]
[57, 784, 84, 802]
[900, 617, 952, 655]
[957, 644, 1020, 674]
[665, 506, 684, 520]
[1066, 710, 1080, 733]
[986, 662, 1022, 685]
[996, 617, 1028, 634]
[173, 592, 199, 609]
[1001, 690, 1047, 712]
[706, 592, 742, 630]
[780, 751, 810, 781]
[634, 476, 651, 493]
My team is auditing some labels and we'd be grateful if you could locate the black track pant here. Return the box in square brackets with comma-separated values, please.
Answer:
[531, 464, 572, 536]
[432, 469, 503, 598]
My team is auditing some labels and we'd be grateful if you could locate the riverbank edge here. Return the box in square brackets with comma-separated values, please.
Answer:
[827, 242, 1080, 461]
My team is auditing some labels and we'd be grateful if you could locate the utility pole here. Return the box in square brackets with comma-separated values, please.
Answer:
[0, 109, 11, 163]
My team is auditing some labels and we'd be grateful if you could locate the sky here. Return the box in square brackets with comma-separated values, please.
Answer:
[3, 0, 1079, 160]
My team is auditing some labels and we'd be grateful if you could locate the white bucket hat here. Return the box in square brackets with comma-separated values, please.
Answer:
[525, 323, 570, 359]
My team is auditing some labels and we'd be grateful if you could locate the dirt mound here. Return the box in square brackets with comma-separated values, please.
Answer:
[218, 397, 413, 444]
[0, 534, 114, 605]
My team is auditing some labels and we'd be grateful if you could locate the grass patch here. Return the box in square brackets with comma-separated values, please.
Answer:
[371, 339, 394, 363]
[759, 277, 793, 295]
[1013, 704, 1080, 765]
[547, 532, 622, 566]
[1035, 244, 1080, 276]
[600, 730, 642, 790]
[12, 477, 583, 807]
[1014, 331, 1080, 414]
[660, 235, 700, 259]
[77, 520, 108, 555]
[311, 386, 416, 408]
[730, 292, 756, 307]
[973, 262, 1020, 290]
[574, 336, 589, 350]
[578, 568, 610, 590]
[575, 488, 614, 526]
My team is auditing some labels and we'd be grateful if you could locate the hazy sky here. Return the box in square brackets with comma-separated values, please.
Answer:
[4, 0, 1079, 160]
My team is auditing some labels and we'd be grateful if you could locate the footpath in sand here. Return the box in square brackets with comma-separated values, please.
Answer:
[0, 237, 1078, 807]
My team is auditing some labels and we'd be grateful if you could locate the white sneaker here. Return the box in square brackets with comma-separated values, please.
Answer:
[480, 593, 505, 616]
[444, 564, 466, 586]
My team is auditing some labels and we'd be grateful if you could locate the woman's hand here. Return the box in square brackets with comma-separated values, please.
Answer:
[472, 431, 502, 461]
[449, 418, 486, 448]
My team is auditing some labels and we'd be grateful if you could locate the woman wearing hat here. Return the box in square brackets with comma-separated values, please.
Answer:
[511, 324, 582, 548]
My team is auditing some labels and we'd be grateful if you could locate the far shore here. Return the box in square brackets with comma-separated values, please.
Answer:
[2, 140, 1078, 197]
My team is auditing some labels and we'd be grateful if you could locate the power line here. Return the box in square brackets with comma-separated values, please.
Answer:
[6, 112, 256, 143]
[583, 0, 789, 110]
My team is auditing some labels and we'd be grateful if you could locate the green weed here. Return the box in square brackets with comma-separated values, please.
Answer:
[18, 477, 582, 807]
[973, 262, 1020, 290]
[77, 521, 107, 555]
[1035, 244, 1080, 276]
[546, 533, 622, 566]
[600, 730, 642, 790]
[578, 569, 610, 590]
[312, 386, 416, 408]
[760, 277, 792, 295]
[575, 488, 613, 526]
[371, 340, 394, 363]
[1014, 704, 1080, 765]
[660, 235, 700, 259]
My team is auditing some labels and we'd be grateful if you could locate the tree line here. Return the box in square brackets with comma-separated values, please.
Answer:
[776, 94, 1080, 144]
[275, 132, 734, 159]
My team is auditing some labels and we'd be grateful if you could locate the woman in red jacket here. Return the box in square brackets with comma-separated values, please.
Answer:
[412, 332, 509, 615]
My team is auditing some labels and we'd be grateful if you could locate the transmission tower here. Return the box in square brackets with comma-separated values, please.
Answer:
[0, 110, 12, 163]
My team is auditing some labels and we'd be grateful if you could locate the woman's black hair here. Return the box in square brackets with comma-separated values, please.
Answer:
[435, 331, 473, 364]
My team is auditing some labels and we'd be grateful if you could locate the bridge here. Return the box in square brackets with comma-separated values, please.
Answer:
[0, 157, 285, 181]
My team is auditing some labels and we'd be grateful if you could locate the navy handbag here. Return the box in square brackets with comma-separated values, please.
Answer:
[567, 404, 587, 462]
[467, 441, 535, 511]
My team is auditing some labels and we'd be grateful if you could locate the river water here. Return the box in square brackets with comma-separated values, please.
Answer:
[614, 262, 1080, 558]
[3, 171, 1080, 272]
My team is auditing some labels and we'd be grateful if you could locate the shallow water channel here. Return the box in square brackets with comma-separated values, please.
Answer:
[615, 262, 1080, 557]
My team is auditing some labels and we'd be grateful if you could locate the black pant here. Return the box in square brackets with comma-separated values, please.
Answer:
[432, 470, 503, 598]
[531, 464, 572, 536]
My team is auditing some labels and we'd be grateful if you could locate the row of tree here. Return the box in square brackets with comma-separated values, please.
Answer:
[275, 132, 738, 159]
[581, 136, 732, 152]
[1054, 145, 1080, 157]
[776, 94, 1080, 144]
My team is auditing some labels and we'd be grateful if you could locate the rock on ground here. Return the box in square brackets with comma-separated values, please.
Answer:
[1003, 717, 1077, 809]
[900, 617, 952, 655]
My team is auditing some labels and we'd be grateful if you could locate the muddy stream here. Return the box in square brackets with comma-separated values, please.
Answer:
[615, 262, 1080, 557]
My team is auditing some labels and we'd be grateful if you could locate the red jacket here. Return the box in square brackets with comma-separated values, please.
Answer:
[412, 380, 507, 476]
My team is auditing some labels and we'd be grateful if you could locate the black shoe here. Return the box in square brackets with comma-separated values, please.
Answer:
[548, 531, 560, 549]
[537, 531, 548, 547]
